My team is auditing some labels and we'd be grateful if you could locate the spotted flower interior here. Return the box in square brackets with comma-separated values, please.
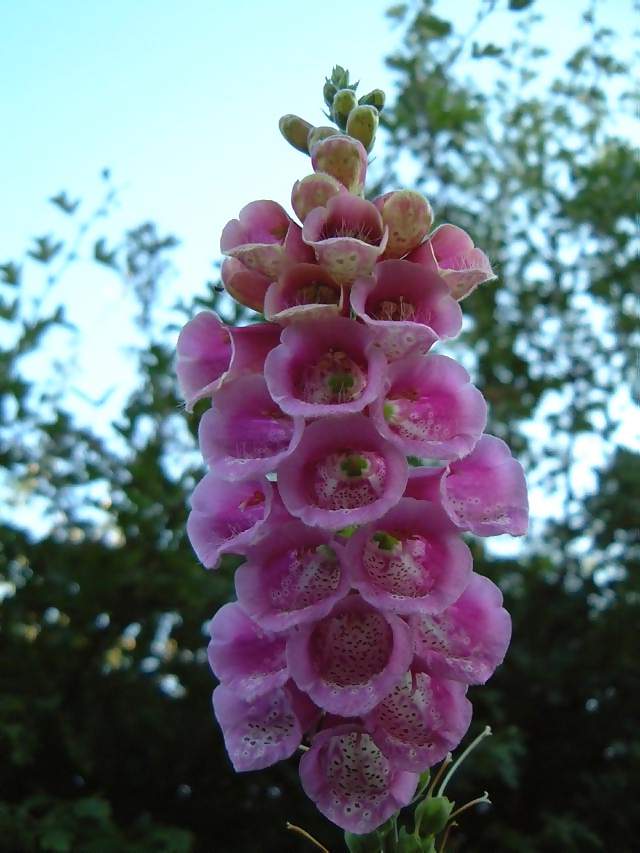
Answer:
[177, 70, 528, 837]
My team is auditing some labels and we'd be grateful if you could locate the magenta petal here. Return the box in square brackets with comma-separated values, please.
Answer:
[207, 602, 288, 700]
[404, 466, 446, 503]
[228, 322, 281, 375]
[221, 257, 271, 312]
[277, 414, 408, 530]
[264, 263, 343, 325]
[235, 521, 350, 632]
[410, 573, 512, 685]
[299, 723, 418, 834]
[264, 317, 387, 418]
[409, 225, 496, 301]
[370, 353, 487, 460]
[287, 595, 412, 716]
[351, 260, 463, 361]
[221, 200, 292, 278]
[346, 498, 473, 615]
[364, 670, 472, 771]
[292, 173, 345, 223]
[212, 683, 304, 772]
[199, 374, 304, 480]
[441, 434, 529, 536]
[187, 474, 273, 568]
[311, 134, 368, 194]
[176, 311, 232, 410]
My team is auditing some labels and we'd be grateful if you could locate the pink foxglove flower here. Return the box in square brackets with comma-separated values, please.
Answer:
[374, 189, 434, 259]
[277, 414, 408, 529]
[351, 259, 462, 360]
[345, 498, 472, 615]
[299, 723, 419, 834]
[291, 172, 344, 223]
[264, 317, 387, 417]
[363, 668, 472, 771]
[409, 573, 512, 685]
[208, 602, 288, 700]
[220, 257, 271, 312]
[199, 373, 304, 481]
[287, 594, 412, 716]
[303, 193, 388, 284]
[310, 134, 368, 194]
[370, 353, 487, 461]
[176, 311, 232, 411]
[264, 262, 344, 324]
[234, 520, 350, 631]
[408, 223, 496, 301]
[187, 474, 273, 568]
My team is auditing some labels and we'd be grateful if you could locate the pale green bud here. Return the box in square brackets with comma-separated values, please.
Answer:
[278, 114, 313, 154]
[346, 104, 379, 152]
[332, 88, 358, 130]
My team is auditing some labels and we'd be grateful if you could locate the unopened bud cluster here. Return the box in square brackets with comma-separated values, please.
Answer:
[176, 70, 528, 837]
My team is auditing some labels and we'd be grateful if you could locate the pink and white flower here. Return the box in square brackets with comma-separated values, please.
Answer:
[264, 263, 344, 325]
[291, 173, 344, 223]
[277, 414, 408, 529]
[311, 134, 368, 195]
[264, 317, 387, 418]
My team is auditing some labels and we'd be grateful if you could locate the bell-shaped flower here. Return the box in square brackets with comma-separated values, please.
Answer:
[220, 199, 313, 279]
[277, 414, 408, 530]
[264, 317, 387, 418]
[299, 723, 419, 834]
[441, 435, 529, 536]
[207, 602, 288, 700]
[264, 263, 344, 325]
[303, 194, 388, 285]
[311, 134, 367, 195]
[374, 190, 433, 259]
[351, 260, 462, 361]
[292, 173, 344, 223]
[213, 681, 317, 772]
[363, 668, 472, 772]
[370, 353, 487, 461]
[409, 573, 512, 685]
[287, 595, 412, 717]
[176, 311, 232, 411]
[345, 498, 472, 616]
[408, 224, 496, 301]
[221, 257, 271, 312]
[234, 521, 350, 632]
[187, 474, 273, 568]
[199, 374, 304, 481]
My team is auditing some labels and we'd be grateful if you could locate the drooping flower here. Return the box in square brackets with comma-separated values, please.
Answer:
[345, 497, 473, 616]
[207, 602, 288, 700]
[199, 373, 304, 480]
[277, 414, 408, 529]
[407, 224, 496, 301]
[264, 262, 344, 325]
[264, 317, 387, 418]
[303, 193, 388, 284]
[409, 573, 512, 685]
[186, 474, 273, 568]
[220, 199, 313, 279]
[291, 173, 344, 223]
[176, 311, 232, 411]
[370, 353, 487, 461]
[374, 190, 434, 260]
[220, 257, 271, 312]
[234, 520, 350, 632]
[299, 723, 419, 834]
[363, 668, 472, 771]
[213, 681, 318, 772]
[440, 434, 529, 536]
[310, 134, 368, 195]
[351, 259, 462, 360]
[287, 594, 412, 716]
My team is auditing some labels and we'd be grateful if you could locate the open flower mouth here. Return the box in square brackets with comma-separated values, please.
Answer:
[312, 450, 387, 510]
[371, 297, 418, 322]
[297, 349, 367, 405]
[295, 281, 341, 305]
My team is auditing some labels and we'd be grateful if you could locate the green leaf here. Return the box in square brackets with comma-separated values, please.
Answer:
[94, 237, 118, 268]
[508, 0, 535, 9]
[344, 829, 381, 852]
[0, 261, 21, 285]
[414, 13, 452, 39]
[397, 827, 423, 852]
[472, 42, 504, 58]
[27, 235, 64, 263]
[414, 796, 453, 838]
[49, 191, 80, 214]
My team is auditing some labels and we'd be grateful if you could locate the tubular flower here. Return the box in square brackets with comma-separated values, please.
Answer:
[177, 74, 528, 836]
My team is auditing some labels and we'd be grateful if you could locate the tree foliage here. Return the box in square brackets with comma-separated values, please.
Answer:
[1, 2, 638, 851]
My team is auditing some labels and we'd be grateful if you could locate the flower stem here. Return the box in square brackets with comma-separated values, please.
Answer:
[286, 822, 330, 852]
[425, 752, 452, 798]
[438, 820, 458, 853]
[437, 726, 492, 797]
[448, 791, 491, 822]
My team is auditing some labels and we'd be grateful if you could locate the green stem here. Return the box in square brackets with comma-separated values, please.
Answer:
[437, 727, 492, 797]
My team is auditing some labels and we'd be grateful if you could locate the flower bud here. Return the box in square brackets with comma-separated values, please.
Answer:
[332, 88, 358, 130]
[307, 125, 339, 155]
[279, 114, 312, 154]
[346, 104, 379, 152]
[414, 796, 453, 837]
[359, 88, 386, 111]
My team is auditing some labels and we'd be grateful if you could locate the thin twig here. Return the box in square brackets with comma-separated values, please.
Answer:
[449, 792, 491, 822]
[425, 753, 452, 798]
[285, 822, 330, 853]
[438, 820, 458, 853]
[437, 727, 492, 797]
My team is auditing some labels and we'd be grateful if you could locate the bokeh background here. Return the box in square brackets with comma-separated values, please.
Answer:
[1, 1, 638, 851]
